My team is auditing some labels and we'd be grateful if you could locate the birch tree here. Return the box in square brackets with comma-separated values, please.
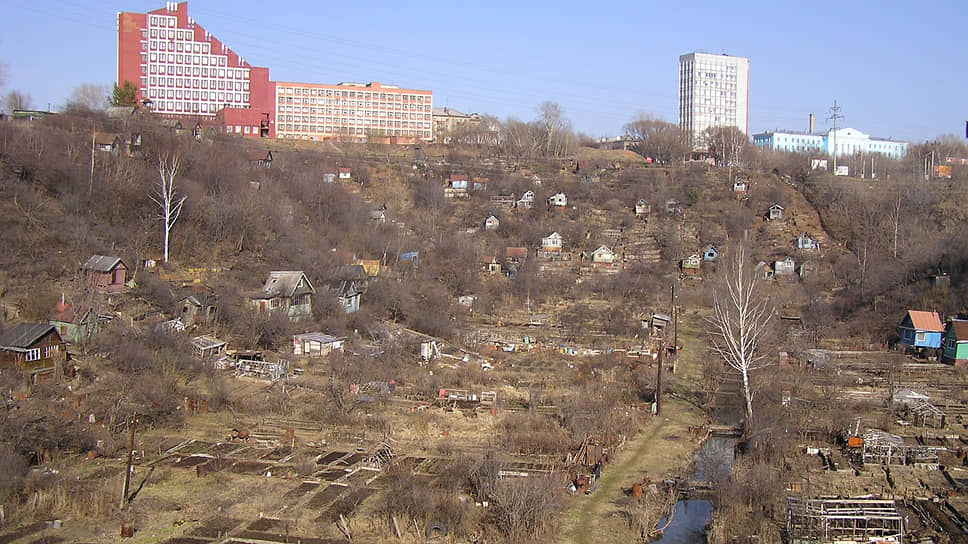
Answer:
[708, 246, 774, 435]
[151, 155, 187, 264]
[703, 126, 749, 167]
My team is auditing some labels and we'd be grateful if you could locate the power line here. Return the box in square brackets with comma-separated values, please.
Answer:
[827, 99, 844, 170]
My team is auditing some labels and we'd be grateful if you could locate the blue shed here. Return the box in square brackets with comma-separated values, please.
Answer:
[897, 310, 943, 349]
[702, 245, 719, 262]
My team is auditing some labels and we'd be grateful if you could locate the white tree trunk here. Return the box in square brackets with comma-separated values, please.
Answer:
[741, 366, 753, 427]
[151, 155, 186, 265]
[708, 246, 774, 435]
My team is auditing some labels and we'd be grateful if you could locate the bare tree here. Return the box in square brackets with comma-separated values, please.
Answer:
[65, 83, 110, 112]
[151, 155, 187, 264]
[535, 102, 576, 158]
[500, 117, 533, 161]
[3, 90, 31, 113]
[623, 113, 688, 164]
[707, 246, 774, 434]
[890, 192, 901, 259]
[703, 125, 749, 166]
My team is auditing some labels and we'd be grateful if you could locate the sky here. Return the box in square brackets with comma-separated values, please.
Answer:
[1, 0, 965, 143]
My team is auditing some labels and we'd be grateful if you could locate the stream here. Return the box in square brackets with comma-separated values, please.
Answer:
[652, 436, 735, 544]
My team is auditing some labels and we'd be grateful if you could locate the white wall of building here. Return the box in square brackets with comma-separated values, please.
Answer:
[679, 52, 750, 149]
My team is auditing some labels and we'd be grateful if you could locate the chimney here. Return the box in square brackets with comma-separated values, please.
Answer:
[809, 114, 815, 134]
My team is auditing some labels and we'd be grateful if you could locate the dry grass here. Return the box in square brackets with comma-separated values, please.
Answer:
[8, 470, 118, 523]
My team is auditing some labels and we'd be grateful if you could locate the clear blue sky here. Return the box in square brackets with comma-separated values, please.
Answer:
[1, 0, 964, 143]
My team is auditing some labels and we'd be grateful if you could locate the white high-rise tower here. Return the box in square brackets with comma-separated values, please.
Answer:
[678, 52, 750, 149]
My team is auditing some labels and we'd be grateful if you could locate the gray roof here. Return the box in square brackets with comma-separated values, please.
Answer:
[335, 265, 367, 281]
[178, 288, 217, 307]
[260, 271, 315, 298]
[105, 106, 137, 118]
[294, 332, 345, 344]
[325, 279, 364, 297]
[433, 107, 467, 117]
[190, 335, 227, 351]
[0, 322, 58, 349]
[82, 255, 126, 273]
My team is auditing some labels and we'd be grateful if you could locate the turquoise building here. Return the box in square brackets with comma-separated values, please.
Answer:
[752, 127, 907, 160]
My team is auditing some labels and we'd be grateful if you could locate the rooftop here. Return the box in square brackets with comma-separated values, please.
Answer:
[82, 255, 125, 272]
[0, 323, 57, 349]
[905, 310, 943, 332]
[294, 332, 345, 344]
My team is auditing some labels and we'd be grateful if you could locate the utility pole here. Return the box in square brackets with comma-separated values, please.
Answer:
[672, 283, 678, 357]
[120, 414, 137, 509]
[655, 341, 663, 416]
[89, 120, 96, 200]
[656, 283, 676, 416]
[827, 100, 843, 173]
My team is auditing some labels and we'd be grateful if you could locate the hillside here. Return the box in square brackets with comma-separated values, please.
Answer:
[2, 111, 968, 543]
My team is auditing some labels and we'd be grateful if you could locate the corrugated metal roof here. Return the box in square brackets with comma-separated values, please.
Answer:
[82, 255, 125, 273]
[907, 310, 943, 332]
[0, 322, 57, 349]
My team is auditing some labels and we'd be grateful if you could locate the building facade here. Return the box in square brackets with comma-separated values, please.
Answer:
[679, 52, 750, 149]
[117, 2, 275, 135]
[274, 81, 432, 142]
[118, 3, 432, 142]
[432, 107, 480, 143]
[752, 127, 908, 159]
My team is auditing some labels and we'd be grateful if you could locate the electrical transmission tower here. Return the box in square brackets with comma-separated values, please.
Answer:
[827, 100, 844, 173]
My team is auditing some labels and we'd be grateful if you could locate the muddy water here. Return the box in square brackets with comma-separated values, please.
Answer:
[653, 436, 735, 544]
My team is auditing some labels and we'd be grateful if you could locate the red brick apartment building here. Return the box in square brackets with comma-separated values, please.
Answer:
[117, 2, 432, 143]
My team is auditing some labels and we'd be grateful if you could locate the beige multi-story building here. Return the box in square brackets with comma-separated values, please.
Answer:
[678, 52, 750, 149]
[274, 81, 432, 143]
[432, 107, 479, 143]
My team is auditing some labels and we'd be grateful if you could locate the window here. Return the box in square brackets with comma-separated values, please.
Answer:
[25, 348, 41, 362]
[916, 332, 926, 342]
[43, 345, 58, 358]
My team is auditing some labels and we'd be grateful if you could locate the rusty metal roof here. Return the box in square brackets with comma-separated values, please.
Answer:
[949, 319, 968, 341]
[906, 310, 943, 332]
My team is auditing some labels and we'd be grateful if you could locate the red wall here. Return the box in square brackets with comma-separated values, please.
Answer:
[117, 11, 146, 102]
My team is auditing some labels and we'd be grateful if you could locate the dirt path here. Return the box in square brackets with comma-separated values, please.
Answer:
[558, 396, 706, 544]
